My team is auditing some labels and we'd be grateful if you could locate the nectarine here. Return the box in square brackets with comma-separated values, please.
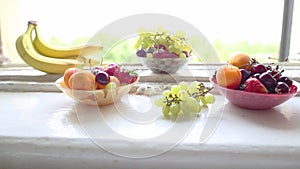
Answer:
[216, 65, 242, 89]
[69, 71, 96, 90]
[63, 67, 79, 88]
[229, 52, 251, 70]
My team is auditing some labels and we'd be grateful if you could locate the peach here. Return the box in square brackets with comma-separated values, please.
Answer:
[63, 67, 79, 88]
[68, 71, 96, 90]
[229, 52, 251, 70]
[216, 65, 242, 89]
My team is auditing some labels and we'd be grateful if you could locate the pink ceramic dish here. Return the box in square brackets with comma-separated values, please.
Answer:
[212, 78, 300, 110]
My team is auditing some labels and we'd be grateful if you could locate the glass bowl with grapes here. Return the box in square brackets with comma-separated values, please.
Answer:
[135, 29, 192, 74]
[212, 55, 300, 110]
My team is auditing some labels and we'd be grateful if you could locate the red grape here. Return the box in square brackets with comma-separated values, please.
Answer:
[136, 49, 147, 57]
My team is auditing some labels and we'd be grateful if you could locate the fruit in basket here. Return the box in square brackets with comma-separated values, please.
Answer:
[279, 76, 293, 86]
[134, 28, 192, 74]
[109, 76, 121, 87]
[69, 71, 96, 90]
[243, 78, 268, 93]
[118, 69, 138, 84]
[216, 65, 242, 89]
[63, 67, 79, 88]
[214, 52, 298, 95]
[252, 64, 267, 74]
[105, 63, 120, 76]
[63, 64, 138, 91]
[229, 52, 252, 70]
[258, 72, 277, 93]
[97, 75, 121, 90]
[91, 66, 105, 75]
[275, 82, 290, 94]
[134, 27, 192, 59]
[239, 69, 251, 84]
[95, 71, 110, 85]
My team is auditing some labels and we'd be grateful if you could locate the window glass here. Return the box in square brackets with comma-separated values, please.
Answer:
[3, 0, 284, 64]
[289, 0, 300, 62]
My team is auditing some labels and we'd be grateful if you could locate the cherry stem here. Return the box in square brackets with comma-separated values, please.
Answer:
[88, 59, 92, 71]
[272, 69, 284, 78]
[100, 57, 103, 66]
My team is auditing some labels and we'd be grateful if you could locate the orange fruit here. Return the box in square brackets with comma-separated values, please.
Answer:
[229, 52, 251, 70]
[68, 71, 96, 90]
[216, 65, 242, 89]
[63, 67, 79, 88]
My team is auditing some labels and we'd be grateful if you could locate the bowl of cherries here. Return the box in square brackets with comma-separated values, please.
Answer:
[135, 28, 192, 74]
[212, 52, 299, 110]
[55, 63, 139, 106]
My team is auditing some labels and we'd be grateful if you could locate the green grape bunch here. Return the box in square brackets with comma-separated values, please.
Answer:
[135, 27, 192, 59]
[155, 81, 215, 117]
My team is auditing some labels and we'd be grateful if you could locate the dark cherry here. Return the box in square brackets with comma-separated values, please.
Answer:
[275, 82, 290, 94]
[240, 69, 251, 83]
[279, 76, 293, 87]
[259, 72, 277, 93]
[253, 73, 261, 79]
[253, 64, 267, 74]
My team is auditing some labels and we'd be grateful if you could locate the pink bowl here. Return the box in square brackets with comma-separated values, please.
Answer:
[212, 78, 300, 110]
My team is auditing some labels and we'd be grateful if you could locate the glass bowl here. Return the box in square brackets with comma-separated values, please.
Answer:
[55, 77, 138, 106]
[211, 78, 300, 110]
[139, 57, 189, 74]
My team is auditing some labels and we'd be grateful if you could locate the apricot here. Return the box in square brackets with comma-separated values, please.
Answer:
[229, 52, 251, 70]
[68, 71, 96, 90]
[63, 67, 79, 88]
[216, 65, 242, 89]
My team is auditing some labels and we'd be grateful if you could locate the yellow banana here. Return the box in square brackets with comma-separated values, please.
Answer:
[30, 21, 102, 59]
[16, 22, 85, 74]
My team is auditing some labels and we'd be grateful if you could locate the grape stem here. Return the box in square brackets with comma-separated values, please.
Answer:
[164, 94, 182, 106]
[188, 86, 214, 99]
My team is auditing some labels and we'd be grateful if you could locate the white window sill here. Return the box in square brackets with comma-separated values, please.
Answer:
[1, 64, 300, 169]
[1, 91, 300, 169]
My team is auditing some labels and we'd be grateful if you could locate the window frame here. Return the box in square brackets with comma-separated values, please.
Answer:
[279, 0, 294, 62]
[0, 0, 299, 93]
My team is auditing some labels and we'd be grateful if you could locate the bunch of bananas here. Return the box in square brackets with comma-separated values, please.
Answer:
[15, 21, 102, 74]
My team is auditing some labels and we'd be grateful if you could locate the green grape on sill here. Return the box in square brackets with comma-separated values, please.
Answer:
[155, 81, 215, 118]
